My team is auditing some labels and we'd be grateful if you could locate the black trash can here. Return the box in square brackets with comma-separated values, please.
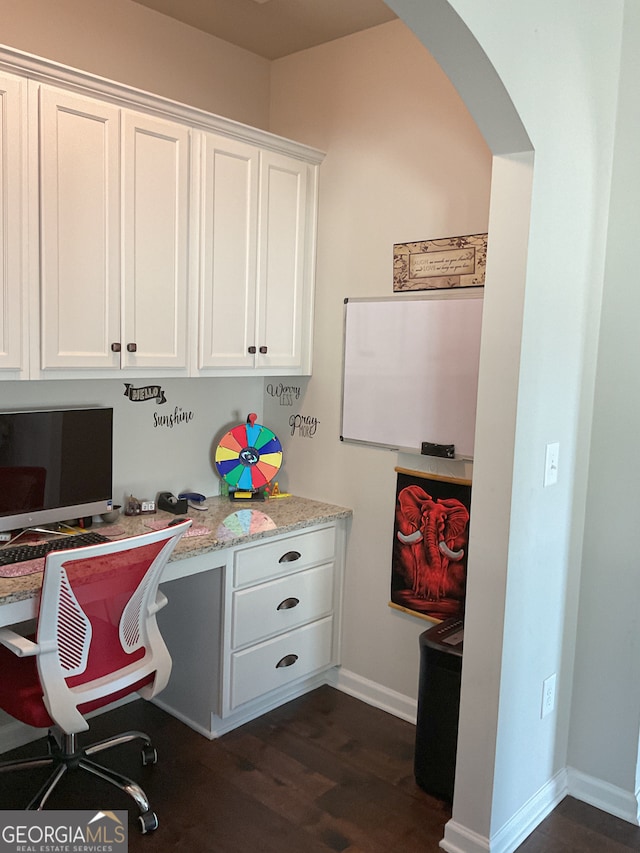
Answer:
[414, 617, 464, 800]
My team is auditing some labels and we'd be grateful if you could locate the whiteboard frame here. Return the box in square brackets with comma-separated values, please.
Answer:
[340, 288, 483, 459]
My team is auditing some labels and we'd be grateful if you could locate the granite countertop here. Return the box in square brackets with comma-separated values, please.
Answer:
[0, 495, 352, 607]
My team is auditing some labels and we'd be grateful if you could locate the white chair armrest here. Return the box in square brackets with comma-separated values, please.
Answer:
[0, 627, 39, 657]
[148, 589, 168, 616]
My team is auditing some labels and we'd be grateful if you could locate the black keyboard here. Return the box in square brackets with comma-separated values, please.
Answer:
[0, 531, 110, 566]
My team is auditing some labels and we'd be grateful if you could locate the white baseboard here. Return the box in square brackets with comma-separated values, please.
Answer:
[567, 766, 640, 825]
[154, 670, 334, 740]
[440, 820, 489, 853]
[151, 696, 218, 740]
[333, 667, 418, 723]
[441, 769, 566, 853]
[492, 769, 567, 852]
[440, 769, 640, 852]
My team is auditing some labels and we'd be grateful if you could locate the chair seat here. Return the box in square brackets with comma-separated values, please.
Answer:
[0, 637, 155, 731]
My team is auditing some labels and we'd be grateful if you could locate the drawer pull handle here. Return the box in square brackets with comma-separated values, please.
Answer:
[277, 597, 300, 611]
[276, 653, 298, 669]
[259, 345, 268, 354]
[111, 342, 121, 352]
[248, 345, 257, 354]
[127, 342, 137, 353]
[279, 550, 301, 563]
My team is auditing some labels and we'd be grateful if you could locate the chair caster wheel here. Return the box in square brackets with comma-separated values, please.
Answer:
[138, 811, 159, 833]
[141, 744, 158, 766]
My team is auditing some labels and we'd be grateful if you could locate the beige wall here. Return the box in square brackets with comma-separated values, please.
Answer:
[0, 0, 270, 127]
[267, 20, 492, 699]
[0, 0, 491, 708]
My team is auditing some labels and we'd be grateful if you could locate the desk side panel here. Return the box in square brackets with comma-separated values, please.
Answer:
[155, 565, 224, 734]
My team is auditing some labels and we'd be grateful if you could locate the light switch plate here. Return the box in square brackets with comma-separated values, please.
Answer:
[544, 442, 559, 487]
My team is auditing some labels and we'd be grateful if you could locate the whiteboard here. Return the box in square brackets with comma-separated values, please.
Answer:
[341, 293, 483, 458]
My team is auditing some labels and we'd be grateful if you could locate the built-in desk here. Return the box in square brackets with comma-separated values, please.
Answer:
[0, 495, 352, 746]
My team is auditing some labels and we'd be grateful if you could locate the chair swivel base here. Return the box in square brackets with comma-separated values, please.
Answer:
[0, 728, 160, 834]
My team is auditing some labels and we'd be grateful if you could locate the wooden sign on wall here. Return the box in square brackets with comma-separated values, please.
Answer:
[393, 233, 487, 292]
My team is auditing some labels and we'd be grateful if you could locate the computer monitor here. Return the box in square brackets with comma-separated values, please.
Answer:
[0, 407, 113, 533]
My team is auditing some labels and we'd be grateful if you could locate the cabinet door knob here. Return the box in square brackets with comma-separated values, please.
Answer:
[275, 653, 298, 669]
[248, 346, 257, 354]
[277, 597, 300, 611]
[111, 342, 121, 352]
[127, 343, 137, 353]
[279, 550, 301, 563]
[259, 345, 268, 354]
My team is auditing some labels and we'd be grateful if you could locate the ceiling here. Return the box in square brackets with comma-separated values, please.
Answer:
[131, 0, 397, 60]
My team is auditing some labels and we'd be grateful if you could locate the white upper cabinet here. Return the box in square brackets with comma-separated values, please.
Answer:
[0, 47, 323, 380]
[256, 151, 310, 372]
[39, 88, 190, 375]
[0, 73, 28, 375]
[198, 139, 317, 376]
[198, 134, 259, 371]
[122, 112, 189, 370]
[39, 87, 121, 370]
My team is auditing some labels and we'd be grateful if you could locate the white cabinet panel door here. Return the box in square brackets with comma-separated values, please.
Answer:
[0, 73, 27, 373]
[198, 134, 258, 369]
[40, 87, 120, 369]
[122, 112, 190, 370]
[256, 151, 309, 371]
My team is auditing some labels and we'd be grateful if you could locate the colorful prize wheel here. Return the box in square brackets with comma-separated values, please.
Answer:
[215, 413, 283, 495]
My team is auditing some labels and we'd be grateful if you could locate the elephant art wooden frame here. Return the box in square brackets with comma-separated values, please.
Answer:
[389, 468, 472, 623]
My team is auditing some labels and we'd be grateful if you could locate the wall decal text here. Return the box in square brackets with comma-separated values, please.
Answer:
[289, 414, 320, 438]
[123, 383, 167, 404]
[266, 383, 301, 406]
[153, 407, 194, 428]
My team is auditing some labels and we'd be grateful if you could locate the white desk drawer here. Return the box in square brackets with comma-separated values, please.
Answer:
[230, 616, 333, 709]
[231, 562, 333, 649]
[233, 525, 336, 587]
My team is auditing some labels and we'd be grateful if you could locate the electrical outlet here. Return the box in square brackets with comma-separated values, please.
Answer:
[541, 673, 557, 718]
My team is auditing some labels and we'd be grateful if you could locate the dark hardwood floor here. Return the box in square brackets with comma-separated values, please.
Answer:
[0, 686, 638, 851]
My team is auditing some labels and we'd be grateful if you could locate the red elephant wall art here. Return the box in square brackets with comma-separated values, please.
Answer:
[391, 472, 471, 621]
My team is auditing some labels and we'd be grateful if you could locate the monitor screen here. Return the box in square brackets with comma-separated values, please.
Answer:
[0, 407, 113, 532]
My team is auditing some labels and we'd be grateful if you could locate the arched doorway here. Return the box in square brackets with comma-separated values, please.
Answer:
[386, 1, 535, 849]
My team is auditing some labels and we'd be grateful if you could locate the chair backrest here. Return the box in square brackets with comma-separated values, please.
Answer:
[35, 520, 191, 734]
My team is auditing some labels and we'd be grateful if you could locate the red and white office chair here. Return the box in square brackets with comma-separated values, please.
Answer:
[0, 519, 191, 833]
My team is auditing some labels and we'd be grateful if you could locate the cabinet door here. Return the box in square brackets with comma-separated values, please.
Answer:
[198, 133, 258, 369]
[122, 112, 190, 369]
[0, 73, 27, 374]
[256, 151, 310, 371]
[40, 87, 120, 369]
